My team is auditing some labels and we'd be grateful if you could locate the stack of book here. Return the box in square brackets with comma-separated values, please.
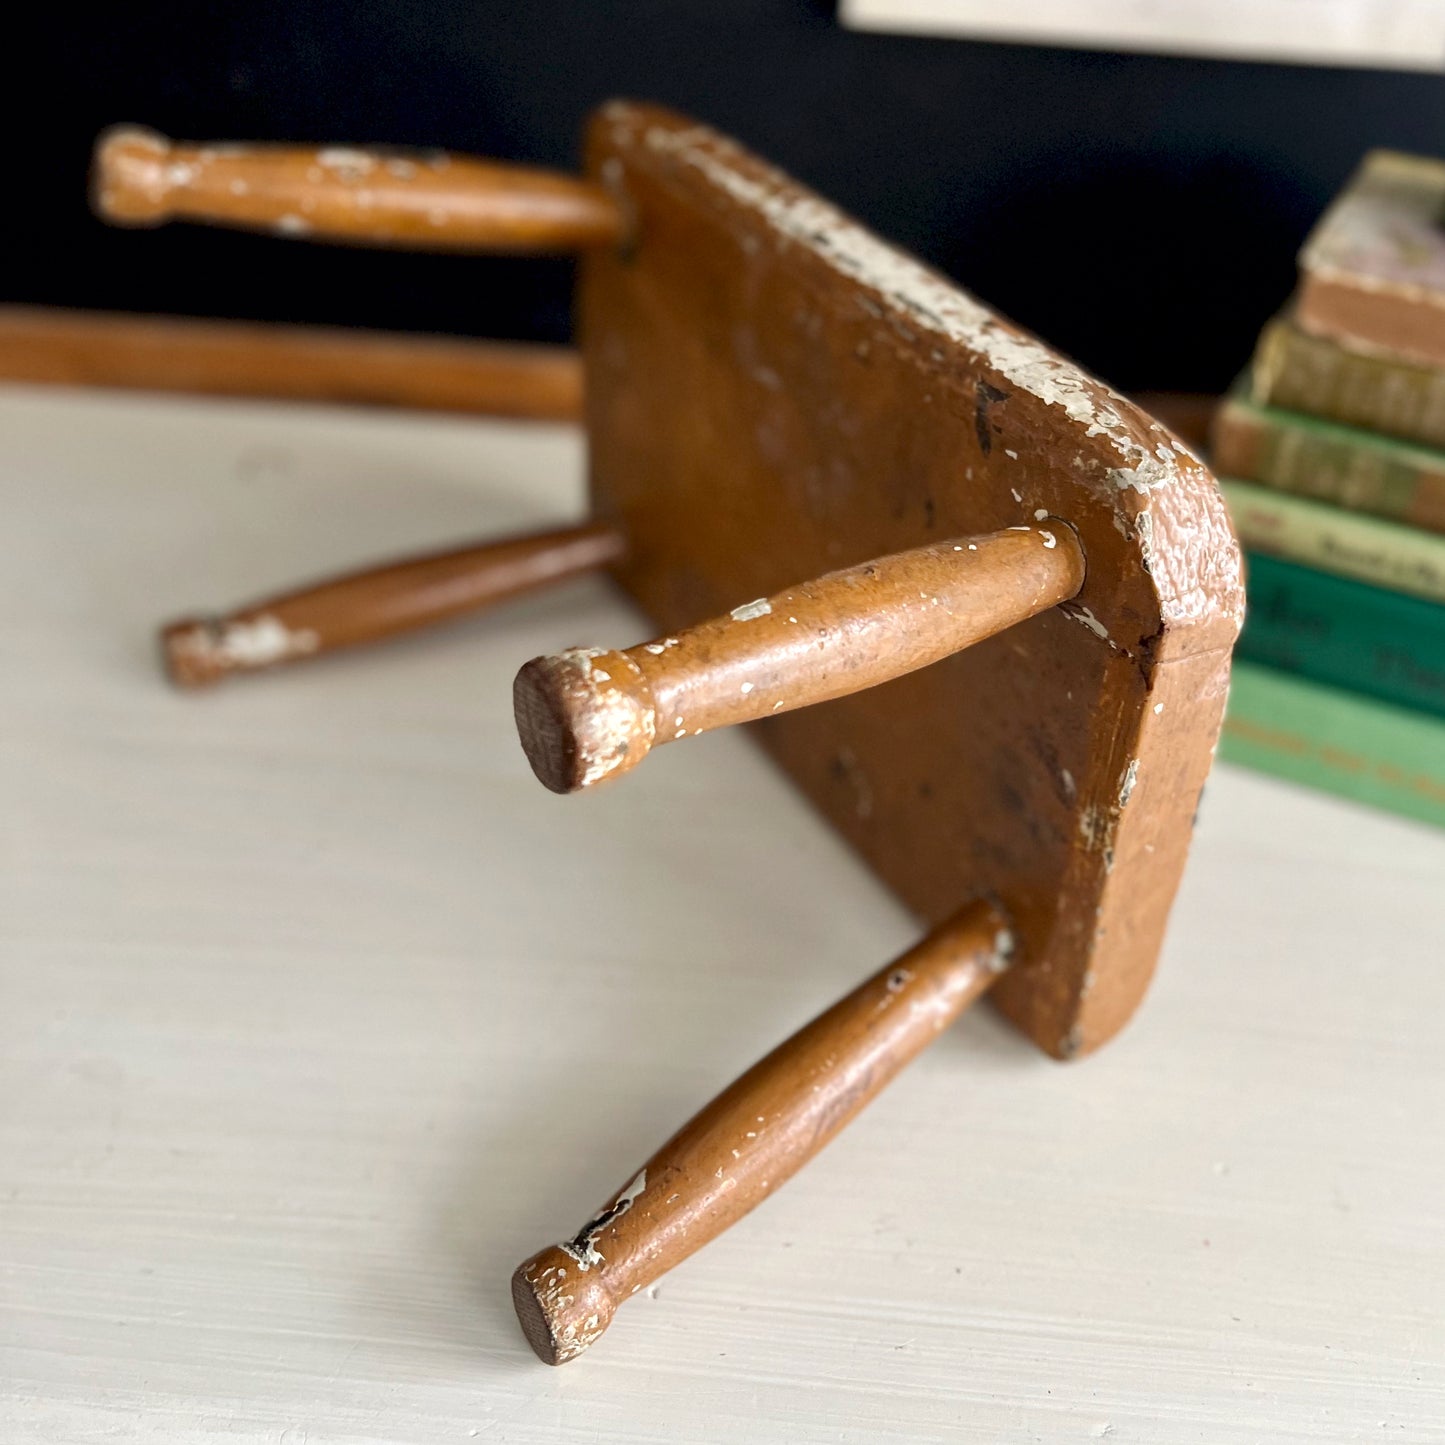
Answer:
[1210, 150, 1445, 829]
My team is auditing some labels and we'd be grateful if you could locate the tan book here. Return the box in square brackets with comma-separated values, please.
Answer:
[1250, 313, 1445, 451]
[1297, 149, 1445, 368]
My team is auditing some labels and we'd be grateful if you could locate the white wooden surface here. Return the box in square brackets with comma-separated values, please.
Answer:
[3, 386, 1444, 1444]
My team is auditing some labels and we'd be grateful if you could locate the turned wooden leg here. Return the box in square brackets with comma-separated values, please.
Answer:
[92, 130, 627, 253]
[512, 523, 1086, 792]
[163, 522, 625, 687]
[511, 901, 1012, 1365]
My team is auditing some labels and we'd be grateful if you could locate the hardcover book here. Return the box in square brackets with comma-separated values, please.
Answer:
[1222, 479, 1445, 604]
[1238, 551, 1445, 721]
[1249, 315, 1445, 452]
[1297, 150, 1445, 369]
[1213, 389, 1445, 535]
[1221, 661, 1445, 830]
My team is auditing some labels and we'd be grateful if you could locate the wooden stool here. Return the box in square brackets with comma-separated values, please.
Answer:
[94, 102, 1244, 1365]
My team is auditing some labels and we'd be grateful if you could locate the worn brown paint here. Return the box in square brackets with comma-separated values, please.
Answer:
[512, 900, 1010, 1364]
[94, 128, 626, 253]
[514, 524, 1085, 793]
[163, 523, 624, 687]
[85, 102, 1242, 1368]
[576, 103, 1242, 1063]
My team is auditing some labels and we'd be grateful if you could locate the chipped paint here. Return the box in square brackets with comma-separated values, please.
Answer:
[730, 597, 772, 621]
[1062, 604, 1110, 640]
[991, 927, 1015, 972]
[1118, 759, 1140, 808]
[633, 115, 1182, 506]
[560, 1168, 648, 1272]
[171, 614, 319, 672]
[317, 147, 376, 178]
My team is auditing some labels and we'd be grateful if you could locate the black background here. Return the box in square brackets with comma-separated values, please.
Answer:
[14, 2, 1445, 392]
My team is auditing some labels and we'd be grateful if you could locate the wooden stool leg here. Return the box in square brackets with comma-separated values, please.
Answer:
[513, 524, 1085, 792]
[511, 900, 1012, 1365]
[93, 130, 627, 253]
[163, 522, 625, 687]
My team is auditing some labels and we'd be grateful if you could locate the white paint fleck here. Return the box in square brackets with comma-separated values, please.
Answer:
[173, 614, 319, 671]
[1153, 701, 1165, 714]
[991, 927, 1015, 971]
[1034, 508, 1049, 520]
[1010, 487, 1023, 502]
[1060, 767, 1076, 799]
[1065, 605, 1110, 640]
[1005, 449, 1019, 460]
[1040, 530, 1057, 549]
[740, 681, 754, 694]
[730, 598, 772, 622]
[1118, 759, 1139, 808]
[317, 147, 375, 176]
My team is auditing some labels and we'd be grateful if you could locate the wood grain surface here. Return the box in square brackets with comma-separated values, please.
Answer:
[3, 389, 1443, 1442]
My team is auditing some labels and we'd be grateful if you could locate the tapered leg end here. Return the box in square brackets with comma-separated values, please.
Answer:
[511, 1246, 616, 1365]
[512, 650, 654, 793]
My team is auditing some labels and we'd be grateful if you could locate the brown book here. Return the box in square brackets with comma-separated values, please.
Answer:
[1297, 150, 1445, 368]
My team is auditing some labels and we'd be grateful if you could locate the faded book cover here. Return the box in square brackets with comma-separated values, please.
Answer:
[1297, 150, 1445, 368]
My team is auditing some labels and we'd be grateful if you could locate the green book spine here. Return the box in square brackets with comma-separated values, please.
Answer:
[1212, 389, 1445, 535]
[1221, 479, 1445, 603]
[1239, 552, 1445, 720]
[1250, 315, 1445, 453]
[1221, 661, 1445, 829]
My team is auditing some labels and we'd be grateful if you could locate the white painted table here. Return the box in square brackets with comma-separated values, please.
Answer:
[4, 387, 1443, 1443]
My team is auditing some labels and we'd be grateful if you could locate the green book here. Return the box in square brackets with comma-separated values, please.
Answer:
[1221, 661, 1445, 830]
[1211, 387, 1445, 535]
[1221, 479, 1445, 603]
[1238, 551, 1445, 720]
[1249, 313, 1445, 453]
